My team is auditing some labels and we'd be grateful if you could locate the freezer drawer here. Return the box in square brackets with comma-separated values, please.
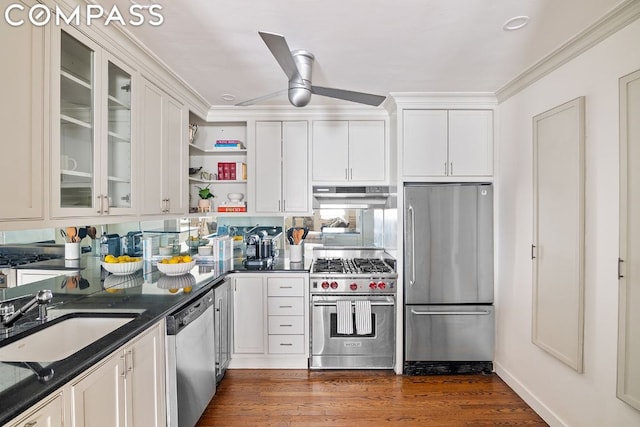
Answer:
[404, 305, 494, 361]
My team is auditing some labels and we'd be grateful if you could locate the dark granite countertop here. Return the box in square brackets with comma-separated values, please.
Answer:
[0, 250, 310, 425]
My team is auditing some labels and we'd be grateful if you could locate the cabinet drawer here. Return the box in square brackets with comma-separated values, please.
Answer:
[268, 334, 305, 354]
[268, 316, 304, 334]
[267, 277, 305, 296]
[268, 297, 304, 316]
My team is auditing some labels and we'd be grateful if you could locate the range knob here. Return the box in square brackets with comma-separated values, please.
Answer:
[330, 281, 338, 289]
[349, 283, 358, 291]
[321, 281, 330, 289]
[378, 282, 386, 290]
[369, 282, 377, 290]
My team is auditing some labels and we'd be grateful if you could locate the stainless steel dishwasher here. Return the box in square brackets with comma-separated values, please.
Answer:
[166, 289, 216, 427]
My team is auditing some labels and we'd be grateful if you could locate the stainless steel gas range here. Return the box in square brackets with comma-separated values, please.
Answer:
[309, 247, 397, 369]
[0, 247, 64, 288]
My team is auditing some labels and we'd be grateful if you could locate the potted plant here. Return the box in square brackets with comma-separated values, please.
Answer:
[196, 184, 215, 211]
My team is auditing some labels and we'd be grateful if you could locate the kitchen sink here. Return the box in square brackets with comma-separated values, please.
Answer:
[0, 314, 137, 362]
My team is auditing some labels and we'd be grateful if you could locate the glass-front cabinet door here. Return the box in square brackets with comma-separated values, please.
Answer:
[105, 59, 133, 212]
[52, 27, 134, 217]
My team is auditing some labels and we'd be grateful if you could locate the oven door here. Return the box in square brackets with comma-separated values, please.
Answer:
[310, 294, 395, 369]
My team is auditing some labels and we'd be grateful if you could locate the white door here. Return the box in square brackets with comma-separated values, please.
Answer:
[0, 5, 45, 220]
[282, 121, 309, 212]
[312, 121, 349, 182]
[164, 96, 187, 215]
[71, 353, 127, 427]
[348, 121, 386, 182]
[618, 69, 640, 411]
[448, 110, 493, 176]
[402, 110, 448, 177]
[255, 121, 283, 212]
[233, 277, 265, 354]
[139, 79, 165, 215]
[128, 322, 166, 427]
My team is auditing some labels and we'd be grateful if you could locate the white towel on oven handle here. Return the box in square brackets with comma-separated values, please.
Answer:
[336, 300, 353, 334]
[355, 300, 372, 335]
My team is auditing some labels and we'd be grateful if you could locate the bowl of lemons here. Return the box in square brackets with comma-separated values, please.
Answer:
[157, 255, 196, 276]
[101, 255, 143, 275]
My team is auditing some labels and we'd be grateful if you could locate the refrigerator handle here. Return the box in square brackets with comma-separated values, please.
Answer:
[408, 204, 416, 286]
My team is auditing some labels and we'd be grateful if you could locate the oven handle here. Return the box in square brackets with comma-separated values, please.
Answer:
[313, 301, 395, 307]
[410, 309, 492, 315]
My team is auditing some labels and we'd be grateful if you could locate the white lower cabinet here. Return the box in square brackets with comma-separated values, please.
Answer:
[231, 273, 309, 368]
[6, 393, 63, 427]
[70, 320, 166, 427]
[6, 321, 165, 427]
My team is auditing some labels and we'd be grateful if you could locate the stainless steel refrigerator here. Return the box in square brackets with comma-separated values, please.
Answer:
[404, 183, 494, 374]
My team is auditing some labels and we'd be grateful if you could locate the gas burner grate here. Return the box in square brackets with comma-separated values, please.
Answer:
[353, 258, 394, 274]
[313, 258, 346, 274]
[0, 253, 61, 267]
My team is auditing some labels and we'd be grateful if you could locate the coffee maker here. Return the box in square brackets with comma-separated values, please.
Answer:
[244, 231, 275, 269]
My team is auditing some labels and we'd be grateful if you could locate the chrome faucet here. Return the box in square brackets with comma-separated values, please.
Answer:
[0, 289, 53, 329]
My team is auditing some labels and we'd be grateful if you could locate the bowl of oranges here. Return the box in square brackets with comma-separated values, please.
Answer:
[101, 255, 143, 275]
[157, 255, 195, 276]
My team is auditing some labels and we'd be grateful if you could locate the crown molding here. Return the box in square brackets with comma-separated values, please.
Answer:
[496, 0, 640, 103]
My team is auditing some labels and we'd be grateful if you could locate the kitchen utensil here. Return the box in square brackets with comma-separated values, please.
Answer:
[66, 227, 77, 243]
[78, 227, 87, 241]
[293, 229, 305, 245]
[60, 229, 68, 242]
[87, 226, 97, 239]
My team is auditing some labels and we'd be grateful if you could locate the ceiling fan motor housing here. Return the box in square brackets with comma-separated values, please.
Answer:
[288, 49, 314, 107]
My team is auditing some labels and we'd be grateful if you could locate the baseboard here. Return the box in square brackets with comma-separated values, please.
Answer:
[494, 361, 567, 426]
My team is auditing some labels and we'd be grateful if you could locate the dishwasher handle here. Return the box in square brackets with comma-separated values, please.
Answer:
[166, 290, 214, 335]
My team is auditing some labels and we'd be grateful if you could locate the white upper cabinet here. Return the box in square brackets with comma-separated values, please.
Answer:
[139, 78, 187, 216]
[312, 120, 386, 183]
[255, 121, 309, 213]
[402, 109, 493, 179]
[403, 110, 448, 177]
[0, 2, 45, 221]
[51, 27, 136, 218]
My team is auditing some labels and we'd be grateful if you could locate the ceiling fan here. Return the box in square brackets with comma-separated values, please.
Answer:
[236, 31, 386, 108]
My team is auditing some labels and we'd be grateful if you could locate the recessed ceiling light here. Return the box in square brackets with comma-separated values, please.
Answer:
[221, 94, 236, 102]
[503, 15, 530, 31]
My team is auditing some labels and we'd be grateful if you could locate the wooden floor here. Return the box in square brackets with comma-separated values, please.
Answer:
[196, 369, 548, 426]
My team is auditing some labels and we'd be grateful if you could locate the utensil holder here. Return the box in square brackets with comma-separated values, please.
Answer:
[65, 242, 81, 260]
[289, 244, 303, 263]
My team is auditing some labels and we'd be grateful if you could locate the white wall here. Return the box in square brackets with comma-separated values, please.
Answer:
[495, 18, 640, 426]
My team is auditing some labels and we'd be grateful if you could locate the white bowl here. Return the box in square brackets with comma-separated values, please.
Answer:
[159, 246, 173, 256]
[186, 238, 209, 248]
[101, 260, 143, 276]
[157, 260, 196, 276]
[227, 192, 244, 202]
[198, 245, 213, 255]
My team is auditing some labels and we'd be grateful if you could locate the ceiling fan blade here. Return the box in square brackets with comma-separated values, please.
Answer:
[259, 31, 300, 81]
[311, 85, 386, 106]
[235, 89, 288, 107]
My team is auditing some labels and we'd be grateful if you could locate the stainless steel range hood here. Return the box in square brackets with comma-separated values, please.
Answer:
[312, 186, 395, 209]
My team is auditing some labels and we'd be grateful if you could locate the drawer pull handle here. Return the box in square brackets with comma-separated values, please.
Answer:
[280, 286, 293, 289]
[280, 343, 293, 346]
[24, 421, 38, 427]
[279, 305, 293, 308]
[280, 324, 293, 327]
